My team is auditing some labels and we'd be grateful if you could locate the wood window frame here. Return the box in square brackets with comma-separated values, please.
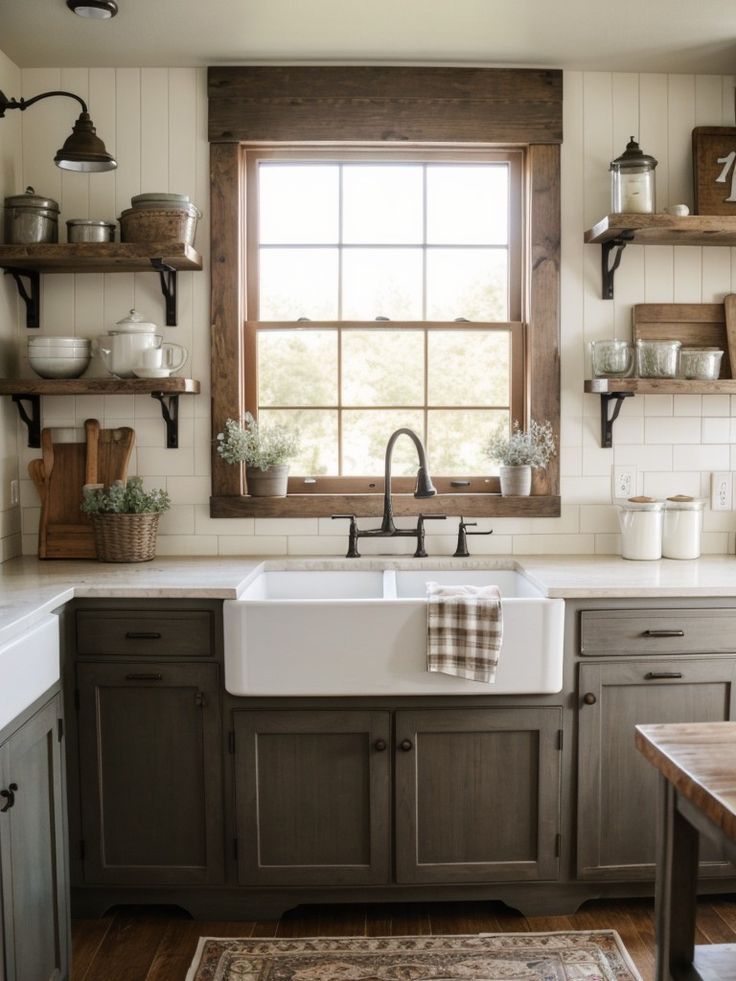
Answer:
[209, 67, 561, 519]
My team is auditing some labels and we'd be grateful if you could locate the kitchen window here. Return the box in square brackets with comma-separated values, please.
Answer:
[245, 149, 524, 492]
[208, 66, 561, 518]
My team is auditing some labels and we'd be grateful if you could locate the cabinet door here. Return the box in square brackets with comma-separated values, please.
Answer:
[577, 657, 736, 880]
[234, 710, 391, 886]
[77, 661, 223, 886]
[395, 707, 562, 884]
[0, 695, 68, 981]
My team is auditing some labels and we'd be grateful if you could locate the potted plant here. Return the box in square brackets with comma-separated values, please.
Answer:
[487, 419, 556, 496]
[80, 477, 170, 562]
[216, 413, 300, 497]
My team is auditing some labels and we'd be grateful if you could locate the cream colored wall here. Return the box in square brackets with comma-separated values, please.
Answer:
[0, 49, 22, 562]
[12, 67, 736, 558]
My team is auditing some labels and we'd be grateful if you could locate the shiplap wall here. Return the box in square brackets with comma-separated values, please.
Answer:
[0, 49, 21, 562]
[9, 66, 736, 557]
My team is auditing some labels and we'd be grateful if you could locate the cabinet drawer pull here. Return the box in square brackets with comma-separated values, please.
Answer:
[0, 783, 18, 813]
[373, 739, 387, 752]
[125, 631, 162, 640]
[644, 671, 683, 680]
[399, 739, 413, 752]
[642, 629, 685, 638]
[582, 693, 597, 705]
[125, 673, 163, 681]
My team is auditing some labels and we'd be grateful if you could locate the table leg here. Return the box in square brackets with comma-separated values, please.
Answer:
[655, 776, 700, 981]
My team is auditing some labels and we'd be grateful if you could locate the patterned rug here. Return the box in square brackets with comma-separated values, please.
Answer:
[185, 932, 643, 980]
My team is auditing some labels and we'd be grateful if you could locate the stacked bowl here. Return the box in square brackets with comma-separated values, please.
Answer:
[28, 336, 91, 379]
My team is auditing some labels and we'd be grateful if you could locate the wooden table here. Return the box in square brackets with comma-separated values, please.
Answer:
[636, 722, 736, 980]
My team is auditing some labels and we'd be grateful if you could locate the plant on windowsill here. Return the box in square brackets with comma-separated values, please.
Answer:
[217, 413, 301, 498]
[487, 419, 556, 497]
[80, 477, 171, 562]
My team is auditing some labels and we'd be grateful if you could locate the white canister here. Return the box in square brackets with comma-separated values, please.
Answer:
[617, 497, 664, 560]
[662, 496, 704, 560]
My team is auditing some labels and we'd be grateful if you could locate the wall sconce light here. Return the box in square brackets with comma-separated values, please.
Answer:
[0, 89, 117, 172]
[66, 0, 118, 18]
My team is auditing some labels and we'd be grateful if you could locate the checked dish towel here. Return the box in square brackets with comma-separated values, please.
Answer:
[426, 582, 503, 683]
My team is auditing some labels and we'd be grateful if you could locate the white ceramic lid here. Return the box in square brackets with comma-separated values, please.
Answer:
[110, 308, 158, 334]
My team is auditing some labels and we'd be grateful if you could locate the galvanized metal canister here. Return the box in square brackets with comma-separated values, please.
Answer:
[66, 219, 117, 243]
[4, 186, 60, 243]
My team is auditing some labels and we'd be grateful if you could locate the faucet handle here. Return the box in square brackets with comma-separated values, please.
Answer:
[331, 514, 356, 521]
[332, 514, 360, 559]
[414, 514, 446, 558]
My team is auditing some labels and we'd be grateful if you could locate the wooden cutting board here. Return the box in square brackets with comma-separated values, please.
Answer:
[632, 303, 731, 378]
[29, 419, 135, 559]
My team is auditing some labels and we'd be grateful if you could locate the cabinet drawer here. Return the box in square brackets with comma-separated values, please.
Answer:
[76, 610, 214, 656]
[580, 609, 736, 656]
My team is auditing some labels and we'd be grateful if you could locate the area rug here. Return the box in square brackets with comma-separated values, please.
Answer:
[185, 931, 643, 980]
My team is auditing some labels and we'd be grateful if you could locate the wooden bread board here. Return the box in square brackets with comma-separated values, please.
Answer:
[29, 419, 135, 559]
[632, 303, 731, 378]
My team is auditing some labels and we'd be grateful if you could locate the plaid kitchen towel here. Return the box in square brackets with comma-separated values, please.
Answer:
[426, 582, 503, 683]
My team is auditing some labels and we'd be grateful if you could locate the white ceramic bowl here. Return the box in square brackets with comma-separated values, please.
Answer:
[28, 336, 90, 347]
[29, 352, 91, 378]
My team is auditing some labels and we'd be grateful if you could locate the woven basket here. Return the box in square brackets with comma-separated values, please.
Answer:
[90, 512, 161, 563]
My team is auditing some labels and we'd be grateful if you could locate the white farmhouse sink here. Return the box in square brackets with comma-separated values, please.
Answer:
[224, 567, 564, 696]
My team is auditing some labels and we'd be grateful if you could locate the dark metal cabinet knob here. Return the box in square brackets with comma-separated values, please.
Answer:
[399, 739, 413, 752]
[373, 739, 387, 752]
[582, 693, 597, 705]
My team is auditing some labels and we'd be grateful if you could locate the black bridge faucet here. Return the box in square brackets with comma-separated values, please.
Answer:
[332, 427, 445, 558]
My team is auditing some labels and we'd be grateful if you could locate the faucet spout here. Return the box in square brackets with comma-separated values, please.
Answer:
[381, 428, 436, 533]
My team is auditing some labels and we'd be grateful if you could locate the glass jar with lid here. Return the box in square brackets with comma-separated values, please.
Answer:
[662, 496, 704, 560]
[610, 137, 658, 214]
[617, 497, 664, 560]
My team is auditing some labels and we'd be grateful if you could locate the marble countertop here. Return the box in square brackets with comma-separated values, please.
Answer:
[3, 552, 736, 645]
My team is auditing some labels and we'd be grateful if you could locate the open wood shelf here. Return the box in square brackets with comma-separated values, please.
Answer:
[0, 243, 203, 328]
[584, 214, 736, 299]
[0, 377, 201, 449]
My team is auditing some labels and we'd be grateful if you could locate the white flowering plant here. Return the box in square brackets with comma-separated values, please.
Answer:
[216, 413, 300, 471]
[487, 419, 556, 468]
[80, 477, 170, 515]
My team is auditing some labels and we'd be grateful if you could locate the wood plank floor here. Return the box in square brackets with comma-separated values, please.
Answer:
[72, 896, 736, 980]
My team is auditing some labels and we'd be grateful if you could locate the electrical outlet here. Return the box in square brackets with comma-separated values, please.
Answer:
[711, 472, 732, 511]
[9, 479, 18, 507]
[612, 466, 636, 500]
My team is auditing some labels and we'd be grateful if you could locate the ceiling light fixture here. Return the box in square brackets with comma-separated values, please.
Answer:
[0, 90, 117, 172]
[66, 0, 118, 19]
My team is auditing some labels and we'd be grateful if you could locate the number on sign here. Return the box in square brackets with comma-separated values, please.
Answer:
[716, 151, 736, 202]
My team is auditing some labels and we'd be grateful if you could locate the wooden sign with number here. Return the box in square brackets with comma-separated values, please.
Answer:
[693, 126, 736, 214]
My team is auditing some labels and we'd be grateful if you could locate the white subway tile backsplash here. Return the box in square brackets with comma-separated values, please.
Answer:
[702, 394, 731, 416]
[645, 417, 701, 443]
[580, 504, 619, 533]
[512, 534, 595, 555]
[594, 533, 621, 554]
[218, 536, 288, 556]
[702, 417, 732, 443]
[643, 471, 703, 499]
[673, 444, 730, 471]
[643, 394, 674, 416]
[255, 518, 319, 536]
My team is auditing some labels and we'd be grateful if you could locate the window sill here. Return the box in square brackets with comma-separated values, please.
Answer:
[210, 493, 561, 519]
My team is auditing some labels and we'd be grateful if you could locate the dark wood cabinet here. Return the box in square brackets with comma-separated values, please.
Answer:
[233, 710, 391, 886]
[76, 660, 224, 886]
[395, 707, 562, 884]
[0, 693, 68, 981]
[577, 657, 736, 880]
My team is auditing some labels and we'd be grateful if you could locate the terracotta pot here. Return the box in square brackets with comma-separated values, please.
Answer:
[246, 464, 289, 497]
[499, 465, 532, 496]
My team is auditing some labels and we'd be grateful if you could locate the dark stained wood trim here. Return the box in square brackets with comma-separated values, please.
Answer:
[585, 213, 736, 246]
[210, 143, 245, 497]
[527, 143, 561, 498]
[208, 67, 562, 145]
[210, 493, 561, 519]
[0, 378, 199, 396]
[0, 242, 202, 273]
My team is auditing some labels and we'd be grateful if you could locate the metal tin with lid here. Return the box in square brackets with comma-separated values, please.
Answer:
[663, 495, 705, 560]
[4, 186, 60, 243]
[66, 219, 117, 243]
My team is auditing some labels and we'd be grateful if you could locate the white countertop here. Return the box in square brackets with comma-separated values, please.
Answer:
[2, 553, 736, 645]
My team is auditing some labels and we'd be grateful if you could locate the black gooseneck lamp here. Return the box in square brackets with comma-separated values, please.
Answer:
[0, 89, 117, 172]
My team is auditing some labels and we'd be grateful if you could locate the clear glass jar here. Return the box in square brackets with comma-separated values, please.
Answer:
[678, 347, 723, 380]
[662, 496, 704, 560]
[617, 498, 664, 561]
[610, 137, 658, 214]
[591, 339, 633, 377]
[636, 339, 680, 378]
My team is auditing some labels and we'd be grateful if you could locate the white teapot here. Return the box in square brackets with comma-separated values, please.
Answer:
[95, 309, 162, 378]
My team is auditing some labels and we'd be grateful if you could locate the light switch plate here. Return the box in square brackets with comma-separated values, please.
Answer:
[612, 466, 636, 500]
[9, 479, 18, 506]
[711, 472, 732, 511]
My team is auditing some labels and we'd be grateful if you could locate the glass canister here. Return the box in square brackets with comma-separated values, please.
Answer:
[636, 339, 681, 378]
[591, 339, 633, 377]
[610, 137, 658, 214]
[662, 496, 704, 560]
[617, 497, 664, 560]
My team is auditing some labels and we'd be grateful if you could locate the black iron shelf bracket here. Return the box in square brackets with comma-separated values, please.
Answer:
[600, 391, 634, 447]
[3, 268, 40, 327]
[11, 394, 41, 447]
[601, 232, 635, 299]
[150, 392, 180, 448]
[150, 258, 178, 326]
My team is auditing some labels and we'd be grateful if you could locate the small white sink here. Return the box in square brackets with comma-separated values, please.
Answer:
[225, 566, 564, 697]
